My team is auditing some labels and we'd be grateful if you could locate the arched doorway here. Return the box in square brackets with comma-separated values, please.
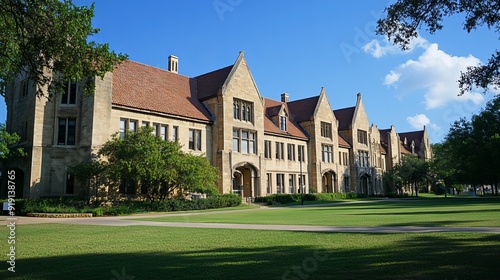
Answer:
[360, 173, 370, 195]
[232, 163, 259, 198]
[322, 170, 338, 193]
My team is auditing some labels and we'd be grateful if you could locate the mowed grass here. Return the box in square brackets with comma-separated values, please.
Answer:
[135, 197, 500, 227]
[1, 224, 500, 279]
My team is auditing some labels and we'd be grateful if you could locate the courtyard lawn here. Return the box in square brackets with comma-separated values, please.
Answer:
[1, 224, 500, 279]
[135, 197, 500, 227]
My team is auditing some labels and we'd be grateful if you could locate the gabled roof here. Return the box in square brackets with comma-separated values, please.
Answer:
[333, 107, 355, 131]
[287, 95, 320, 122]
[338, 134, 351, 148]
[195, 65, 233, 100]
[399, 130, 424, 154]
[379, 128, 391, 144]
[380, 145, 387, 154]
[264, 98, 308, 139]
[112, 60, 211, 121]
[400, 142, 412, 154]
[266, 104, 282, 117]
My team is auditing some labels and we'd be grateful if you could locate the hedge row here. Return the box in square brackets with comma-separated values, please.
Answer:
[5, 194, 242, 216]
[254, 192, 364, 205]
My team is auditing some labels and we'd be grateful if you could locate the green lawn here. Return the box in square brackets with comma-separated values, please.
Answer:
[2, 197, 499, 279]
[135, 197, 500, 227]
[1, 224, 500, 280]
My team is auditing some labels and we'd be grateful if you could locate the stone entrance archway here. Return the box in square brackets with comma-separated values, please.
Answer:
[322, 170, 338, 193]
[360, 173, 370, 195]
[232, 162, 259, 198]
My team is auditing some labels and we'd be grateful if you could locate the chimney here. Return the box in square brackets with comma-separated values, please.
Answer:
[281, 93, 289, 103]
[168, 55, 178, 73]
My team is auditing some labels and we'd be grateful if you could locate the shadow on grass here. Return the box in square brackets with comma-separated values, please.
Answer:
[303, 197, 500, 211]
[351, 209, 499, 216]
[3, 233, 500, 280]
[380, 220, 484, 227]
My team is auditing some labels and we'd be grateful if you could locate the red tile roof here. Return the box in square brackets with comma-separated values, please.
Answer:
[400, 143, 412, 154]
[380, 145, 387, 154]
[338, 134, 351, 148]
[112, 60, 211, 121]
[333, 107, 355, 131]
[196, 65, 233, 100]
[263, 98, 308, 139]
[287, 96, 320, 122]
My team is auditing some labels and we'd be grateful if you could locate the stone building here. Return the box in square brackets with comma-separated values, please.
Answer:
[1, 52, 431, 199]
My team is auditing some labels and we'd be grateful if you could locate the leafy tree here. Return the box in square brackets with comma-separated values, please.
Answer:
[175, 153, 218, 196]
[0, 0, 127, 97]
[383, 168, 403, 196]
[436, 95, 500, 195]
[0, 123, 25, 160]
[430, 143, 458, 197]
[394, 155, 430, 197]
[95, 127, 218, 201]
[471, 96, 500, 194]
[377, 0, 500, 94]
[69, 159, 107, 204]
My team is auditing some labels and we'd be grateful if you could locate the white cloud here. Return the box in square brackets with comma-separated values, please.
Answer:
[407, 114, 430, 129]
[384, 70, 400, 85]
[406, 114, 441, 130]
[363, 36, 429, 58]
[384, 43, 484, 109]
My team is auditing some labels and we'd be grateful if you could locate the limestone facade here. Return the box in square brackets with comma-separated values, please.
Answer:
[2, 52, 431, 199]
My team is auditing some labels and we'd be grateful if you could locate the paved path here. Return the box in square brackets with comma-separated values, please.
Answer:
[3, 205, 500, 233]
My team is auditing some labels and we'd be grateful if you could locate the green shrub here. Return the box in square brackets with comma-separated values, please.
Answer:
[16, 193, 241, 216]
[90, 207, 104, 217]
[387, 191, 398, 198]
[22, 198, 81, 214]
[254, 192, 364, 205]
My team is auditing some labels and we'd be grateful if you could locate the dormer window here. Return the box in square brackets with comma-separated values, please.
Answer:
[279, 116, 287, 131]
[233, 98, 253, 123]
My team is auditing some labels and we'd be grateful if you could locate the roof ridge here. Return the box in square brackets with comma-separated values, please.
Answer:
[333, 106, 356, 112]
[124, 59, 192, 79]
[194, 65, 234, 78]
[287, 95, 320, 104]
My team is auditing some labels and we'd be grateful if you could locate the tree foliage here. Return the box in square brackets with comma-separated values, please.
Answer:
[72, 127, 219, 201]
[433, 95, 500, 194]
[0, 123, 25, 160]
[377, 0, 500, 94]
[0, 0, 127, 97]
[394, 155, 431, 196]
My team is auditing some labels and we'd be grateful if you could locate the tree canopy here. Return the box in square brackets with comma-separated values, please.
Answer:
[72, 127, 219, 201]
[432, 95, 500, 194]
[0, 123, 25, 160]
[377, 0, 500, 94]
[0, 0, 127, 97]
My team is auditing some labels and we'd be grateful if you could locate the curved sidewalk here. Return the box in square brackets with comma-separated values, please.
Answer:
[4, 215, 500, 233]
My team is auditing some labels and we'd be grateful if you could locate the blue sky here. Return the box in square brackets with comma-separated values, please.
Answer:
[3, 1, 497, 143]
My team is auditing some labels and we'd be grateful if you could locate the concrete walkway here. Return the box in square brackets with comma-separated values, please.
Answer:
[3, 206, 500, 233]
